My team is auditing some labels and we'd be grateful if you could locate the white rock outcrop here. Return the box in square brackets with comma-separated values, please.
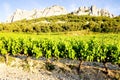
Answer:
[7, 5, 68, 22]
[72, 5, 114, 17]
[7, 5, 114, 23]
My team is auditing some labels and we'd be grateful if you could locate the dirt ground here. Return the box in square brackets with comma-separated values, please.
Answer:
[0, 56, 120, 80]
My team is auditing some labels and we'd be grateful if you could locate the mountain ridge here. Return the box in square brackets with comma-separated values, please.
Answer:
[7, 5, 114, 23]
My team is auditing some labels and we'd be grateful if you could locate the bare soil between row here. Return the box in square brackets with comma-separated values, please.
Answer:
[0, 56, 120, 80]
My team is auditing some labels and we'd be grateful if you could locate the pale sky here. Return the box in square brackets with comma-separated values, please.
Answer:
[0, 0, 120, 22]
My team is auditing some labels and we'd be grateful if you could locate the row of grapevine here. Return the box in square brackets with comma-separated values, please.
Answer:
[0, 36, 120, 65]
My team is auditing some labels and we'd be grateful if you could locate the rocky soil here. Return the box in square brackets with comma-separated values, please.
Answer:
[0, 56, 120, 80]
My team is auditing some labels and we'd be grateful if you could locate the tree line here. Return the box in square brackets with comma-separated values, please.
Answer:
[0, 14, 120, 33]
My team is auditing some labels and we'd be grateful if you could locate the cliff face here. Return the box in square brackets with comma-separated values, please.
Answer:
[7, 5, 68, 22]
[72, 5, 114, 17]
[7, 5, 114, 23]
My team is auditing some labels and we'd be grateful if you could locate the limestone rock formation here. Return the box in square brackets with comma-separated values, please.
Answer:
[7, 5, 68, 22]
[6, 5, 114, 23]
[72, 5, 114, 17]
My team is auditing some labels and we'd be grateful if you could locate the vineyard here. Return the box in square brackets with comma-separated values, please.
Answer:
[0, 32, 120, 66]
[0, 2, 120, 80]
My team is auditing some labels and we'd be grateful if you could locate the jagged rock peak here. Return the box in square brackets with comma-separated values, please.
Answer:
[7, 5, 68, 23]
[72, 5, 114, 17]
[6, 5, 114, 23]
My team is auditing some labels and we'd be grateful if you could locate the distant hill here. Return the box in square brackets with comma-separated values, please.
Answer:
[7, 5, 114, 23]
[0, 14, 120, 33]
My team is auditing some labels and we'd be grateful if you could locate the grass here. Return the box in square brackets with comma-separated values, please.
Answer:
[0, 55, 15, 65]
[0, 56, 5, 63]
[7, 56, 15, 65]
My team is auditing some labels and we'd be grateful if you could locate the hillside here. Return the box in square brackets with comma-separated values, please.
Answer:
[0, 14, 120, 33]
